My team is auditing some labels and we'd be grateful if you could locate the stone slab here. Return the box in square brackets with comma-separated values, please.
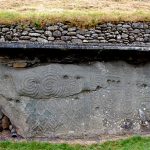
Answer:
[0, 42, 150, 52]
[0, 62, 150, 138]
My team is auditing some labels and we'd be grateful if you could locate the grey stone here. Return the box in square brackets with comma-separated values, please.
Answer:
[143, 24, 149, 29]
[122, 33, 128, 39]
[100, 40, 108, 43]
[132, 23, 144, 29]
[117, 24, 122, 27]
[100, 24, 107, 28]
[91, 34, 98, 38]
[77, 34, 85, 40]
[29, 33, 41, 37]
[72, 36, 77, 39]
[61, 36, 71, 41]
[136, 37, 144, 42]
[122, 25, 131, 28]
[144, 34, 150, 37]
[144, 37, 150, 42]
[53, 30, 61, 37]
[35, 30, 44, 34]
[71, 39, 82, 43]
[21, 31, 28, 36]
[95, 26, 101, 30]
[68, 27, 77, 32]
[0, 110, 3, 120]
[54, 40, 65, 43]
[37, 37, 48, 43]
[59, 27, 64, 32]
[85, 34, 91, 37]
[44, 31, 52, 37]
[95, 30, 101, 34]
[40, 35, 47, 39]
[62, 31, 68, 36]
[77, 29, 88, 35]
[24, 28, 32, 32]
[20, 36, 31, 40]
[5, 35, 12, 41]
[108, 39, 116, 42]
[47, 26, 58, 31]
[98, 37, 105, 40]
[30, 38, 37, 42]
[129, 36, 135, 41]
[2, 28, 10, 33]
[83, 39, 89, 43]
[107, 23, 113, 27]
[117, 35, 121, 40]
[0, 36, 5, 42]
[117, 27, 123, 31]
[12, 37, 19, 41]
[48, 37, 55, 41]
[132, 29, 141, 34]
[67, 32, 76, 36]
[89, 39, 99, 43]
[145, 29, 150, 34]
[13, 33, 21, 37]
[0, 62, 150, 138]
[85, 37, 93, 40]
[61, 25, 68, 30]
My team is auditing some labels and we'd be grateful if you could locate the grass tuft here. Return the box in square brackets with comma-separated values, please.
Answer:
[0, 136, 150, 150]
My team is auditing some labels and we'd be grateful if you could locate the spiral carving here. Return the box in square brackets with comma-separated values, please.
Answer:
[41, 73, 83, 97]
[19, 75, 40, 98]
[18, 73, 83, 98]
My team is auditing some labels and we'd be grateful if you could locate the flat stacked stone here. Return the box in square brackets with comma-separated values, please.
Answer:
[0, 22, 149, 44]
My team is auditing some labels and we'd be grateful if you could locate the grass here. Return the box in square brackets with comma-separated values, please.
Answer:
[0, 136, 150, 150]
[0, 0, 150, 27]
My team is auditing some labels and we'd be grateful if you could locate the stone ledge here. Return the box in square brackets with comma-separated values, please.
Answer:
[0, 42, 150, 52]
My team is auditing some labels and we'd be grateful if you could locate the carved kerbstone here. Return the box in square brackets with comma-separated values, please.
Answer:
[0, 62, 150, 138]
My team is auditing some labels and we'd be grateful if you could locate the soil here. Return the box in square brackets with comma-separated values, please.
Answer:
[0, 130, 150, 145]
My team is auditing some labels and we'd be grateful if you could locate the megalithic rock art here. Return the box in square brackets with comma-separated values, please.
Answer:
[0, 62, 150, 138]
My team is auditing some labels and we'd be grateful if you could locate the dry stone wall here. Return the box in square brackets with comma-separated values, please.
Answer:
[0, 22, 150, 44]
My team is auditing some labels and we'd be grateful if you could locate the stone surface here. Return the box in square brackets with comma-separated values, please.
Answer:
[0, 62, 150, 138]
[2, 28, 9, 33]
[0, 110, 3, 120]
[29, 33, 41, 37]
[71, 39, 82, 43]
[0, 22, 149, 44]
[45, 31, 52, 37]
[37, 37, 48, 43]
[47, 26, 58, 31]
[53, 30, 61, 37]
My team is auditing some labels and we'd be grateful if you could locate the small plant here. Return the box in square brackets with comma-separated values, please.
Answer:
[34, 21, 42, 29]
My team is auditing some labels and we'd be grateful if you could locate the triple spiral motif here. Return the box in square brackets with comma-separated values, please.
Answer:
[18, 73, 83, 98]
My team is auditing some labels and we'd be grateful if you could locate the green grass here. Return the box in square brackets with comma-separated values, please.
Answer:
[0, 10, 150, 28]
[0, 136, 150, 150]
[0, 0, 150, 27]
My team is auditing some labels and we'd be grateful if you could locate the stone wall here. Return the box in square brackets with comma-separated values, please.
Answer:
[0, 22, 150, 44]
[0, 48, 149, 139]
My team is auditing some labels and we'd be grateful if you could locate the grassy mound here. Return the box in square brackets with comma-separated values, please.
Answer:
[0, 0, 150, 27]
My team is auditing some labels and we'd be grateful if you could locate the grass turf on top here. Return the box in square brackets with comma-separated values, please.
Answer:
[0, 136, 150, 150]
[0, 0, 150, 27]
